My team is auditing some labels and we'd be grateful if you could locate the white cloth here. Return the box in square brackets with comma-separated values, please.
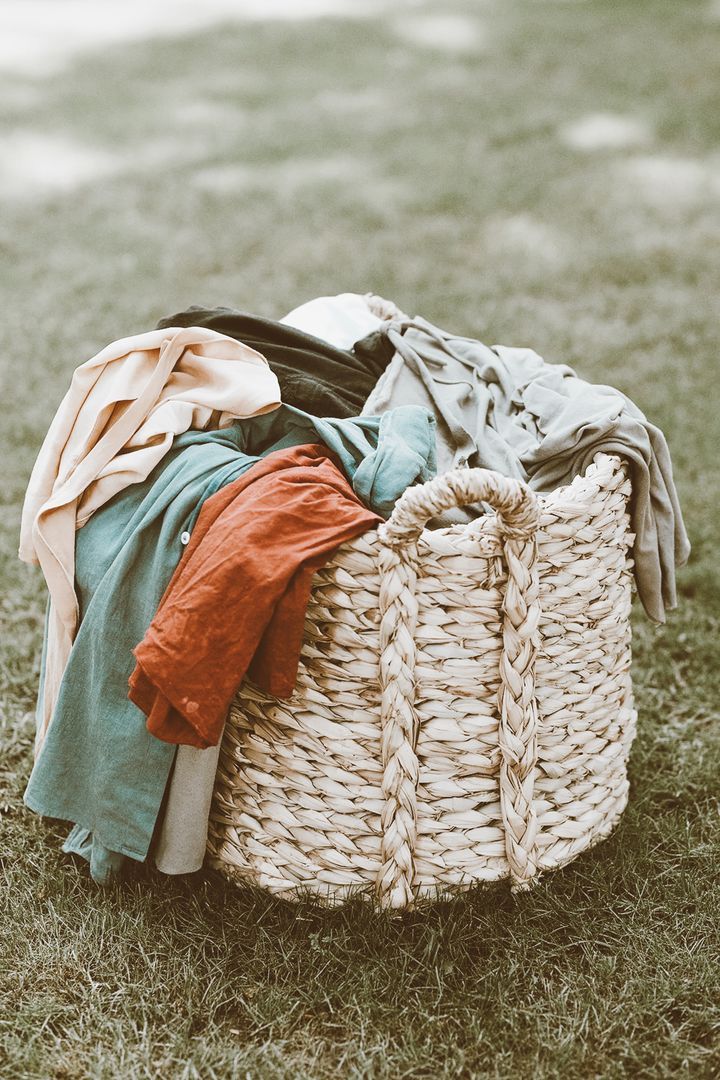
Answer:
[281, 292, 400, 349]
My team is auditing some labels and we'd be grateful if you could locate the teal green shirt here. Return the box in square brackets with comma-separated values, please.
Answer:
[25, 406, 436, 875]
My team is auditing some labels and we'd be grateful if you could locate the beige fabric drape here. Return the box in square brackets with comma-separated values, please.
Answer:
[20, 325, 281, 751]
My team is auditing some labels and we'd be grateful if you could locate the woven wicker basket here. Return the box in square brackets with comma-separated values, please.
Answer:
[207, 452, 636, 909]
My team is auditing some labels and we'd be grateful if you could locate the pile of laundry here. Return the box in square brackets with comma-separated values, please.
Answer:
[19, 292, 690, 886]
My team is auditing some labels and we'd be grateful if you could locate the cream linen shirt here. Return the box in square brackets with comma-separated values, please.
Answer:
[20, 325, 281, 750]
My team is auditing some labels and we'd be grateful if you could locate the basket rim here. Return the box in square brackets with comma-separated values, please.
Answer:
[335, 451, 629, 558]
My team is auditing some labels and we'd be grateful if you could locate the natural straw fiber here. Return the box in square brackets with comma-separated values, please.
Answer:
[207, 452, 636, 909]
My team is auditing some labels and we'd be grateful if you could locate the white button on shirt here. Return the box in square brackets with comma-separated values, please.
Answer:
[181, 531, 190, 546]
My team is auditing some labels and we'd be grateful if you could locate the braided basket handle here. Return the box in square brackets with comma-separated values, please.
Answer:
[378, 468, 539, 546]
[375, 468, 542, 907]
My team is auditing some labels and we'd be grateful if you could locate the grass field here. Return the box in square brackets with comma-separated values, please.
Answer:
[1, 1, 719, 1077]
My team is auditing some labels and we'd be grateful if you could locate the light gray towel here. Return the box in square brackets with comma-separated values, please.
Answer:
[363, 315, 690, 622]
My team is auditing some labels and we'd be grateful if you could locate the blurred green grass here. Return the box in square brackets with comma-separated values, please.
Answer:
[1, 1, 719, 1077]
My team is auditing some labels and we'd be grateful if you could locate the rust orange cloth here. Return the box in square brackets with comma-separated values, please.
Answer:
[128, 444, 381, 749]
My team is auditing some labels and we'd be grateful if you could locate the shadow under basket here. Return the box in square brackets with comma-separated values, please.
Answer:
[206, 452, 636, 910]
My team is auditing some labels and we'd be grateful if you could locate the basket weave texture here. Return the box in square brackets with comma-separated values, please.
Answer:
[207, 452, 636, 909]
